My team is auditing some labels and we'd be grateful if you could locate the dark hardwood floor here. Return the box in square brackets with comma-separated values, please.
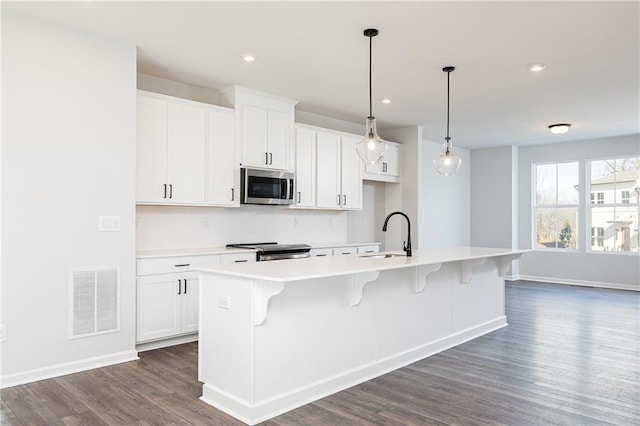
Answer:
[2, 281, 639, 425]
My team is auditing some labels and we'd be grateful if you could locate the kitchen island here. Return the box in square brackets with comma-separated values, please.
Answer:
[195, 247, 527, 425]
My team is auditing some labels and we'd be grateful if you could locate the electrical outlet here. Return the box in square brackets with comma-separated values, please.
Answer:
[217, 296, 230, 310]
[0, 324, 7, 342]
[99, 216, 120, 232]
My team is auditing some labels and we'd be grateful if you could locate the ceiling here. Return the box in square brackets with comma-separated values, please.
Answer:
[4, 1, 639, 150]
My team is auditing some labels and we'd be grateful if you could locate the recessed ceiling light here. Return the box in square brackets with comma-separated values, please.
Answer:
[243, 55, 255, 62]
[548, 123, 572, 134]
[529, 63, 546, 72]
[381, 98, 391, 104]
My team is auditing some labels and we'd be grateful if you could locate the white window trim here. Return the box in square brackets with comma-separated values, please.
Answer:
[532, 161, 580, 252]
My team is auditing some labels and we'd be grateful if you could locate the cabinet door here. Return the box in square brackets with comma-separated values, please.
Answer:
[241, 104, 269, 168]
[167, 103, 206, 204]
[365, 142, 399, 177]
[316, 132, 341, 208]
[136, 96, 168, 203]
[294, 128, 316, 207]
[206, 109, 237, 206]
[267, 110, 289, 170]
[181, 273, 199, 334]
[137, 274, 181, 342]
[333, 246, 357, 256]
[340, 136, 363, 210]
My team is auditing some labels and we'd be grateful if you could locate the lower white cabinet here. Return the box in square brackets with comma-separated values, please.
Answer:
[333, 246, 358, 256]
[137, 271, 199, 342]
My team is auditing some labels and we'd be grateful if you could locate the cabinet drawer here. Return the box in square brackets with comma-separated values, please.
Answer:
[137, 255, 221, 276]
[309, 248, 333, 258]
[357, 245, 380, 254]
[221, 252, 256, 264]
[333, 247, 357, 256]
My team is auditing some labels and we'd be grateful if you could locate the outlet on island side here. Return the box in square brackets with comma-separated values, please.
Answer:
[217, 296, 230, 310]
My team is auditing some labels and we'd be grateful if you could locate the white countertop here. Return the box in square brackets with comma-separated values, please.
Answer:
[136, 242, 381, 259]
[194, 246, 528, 282]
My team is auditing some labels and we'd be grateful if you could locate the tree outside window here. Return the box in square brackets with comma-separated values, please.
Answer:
[534, 162, 579, 250]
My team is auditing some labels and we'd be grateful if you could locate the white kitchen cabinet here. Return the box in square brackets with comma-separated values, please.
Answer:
[206, 108, 237, 206]
[333, 246, 357, 256]
[137, 93, 207, 205]
[339, 135, 363, 210]
[309, 248, 332, 257]
[294, 127, 316, 208]
[364, 141, 401, 183]
[357, 245, 380, 254]
[221, 87, 297, 171]
[220, 252, 256, 264]
[316, 130, 363, 210]
[136, 271, 199, 342]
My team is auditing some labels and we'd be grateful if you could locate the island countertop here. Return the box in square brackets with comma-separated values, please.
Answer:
[193, 246, 528, 282]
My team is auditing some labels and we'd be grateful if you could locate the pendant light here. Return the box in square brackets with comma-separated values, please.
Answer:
[434, 66, 462, 176]
[356, 28, 388, 165]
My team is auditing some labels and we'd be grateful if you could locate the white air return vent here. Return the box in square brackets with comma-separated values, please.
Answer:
[69, 266, 120, 339]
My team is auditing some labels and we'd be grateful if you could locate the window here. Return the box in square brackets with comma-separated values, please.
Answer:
[589, 157, 639, 253]
[534, 162, 579, 250]
[622, 191, 630, 204]
[591, 227, 604, 249]
[591, 192, 604, 204]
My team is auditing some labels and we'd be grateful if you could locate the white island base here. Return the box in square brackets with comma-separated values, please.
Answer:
[196, 247, 526, 425]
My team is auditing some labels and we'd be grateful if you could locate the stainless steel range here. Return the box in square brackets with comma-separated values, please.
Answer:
[226, 242, 311, 262]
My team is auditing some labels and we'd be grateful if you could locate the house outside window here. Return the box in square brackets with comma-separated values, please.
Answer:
[589, 157, 639, 253]
[591, 192, 604, 204]
[591, 227, 605, 249]
[534, 162, 579, 250]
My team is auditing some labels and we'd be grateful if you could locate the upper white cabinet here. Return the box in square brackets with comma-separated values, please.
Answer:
[314, 128, 363, 210]
[363, 141, 401, 183]
[206, 108, 237, 206]
[221, 86, 297, 171]
[137, 95, 206, 205]
[136, 91, 238, 207]
[294, 127, 316, 208]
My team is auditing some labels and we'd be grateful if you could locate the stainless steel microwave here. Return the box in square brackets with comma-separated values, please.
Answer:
[240, 168, 294, 205]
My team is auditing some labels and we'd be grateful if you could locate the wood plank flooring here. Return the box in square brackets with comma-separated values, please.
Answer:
[2, 281, 639, 425]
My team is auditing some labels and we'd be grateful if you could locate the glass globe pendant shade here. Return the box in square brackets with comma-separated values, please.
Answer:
[434, 145, 462, 176]
[356, 116, 388, 165]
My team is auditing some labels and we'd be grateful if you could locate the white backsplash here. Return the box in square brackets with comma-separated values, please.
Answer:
[136, 204, 349, 250]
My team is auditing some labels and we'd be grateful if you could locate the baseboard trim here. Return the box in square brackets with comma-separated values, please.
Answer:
[513, 275, 639, 292]
[0, 349, 139, 389]
[136, 333, 198, 352]
[201, 317, 507, 425]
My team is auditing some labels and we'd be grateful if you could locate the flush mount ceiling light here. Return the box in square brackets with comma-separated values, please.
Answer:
[548, 123, 572, 134]
[529, 63, 546, 72]
[356, 28, 388, 165]
[381, 98, 391, 104]
[242, 55, 255, 62]
[433, 66, 462, 177]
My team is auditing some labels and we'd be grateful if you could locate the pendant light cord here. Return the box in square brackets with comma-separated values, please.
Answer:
[446, 69, 450, 143]
[369, 34, 373, 119]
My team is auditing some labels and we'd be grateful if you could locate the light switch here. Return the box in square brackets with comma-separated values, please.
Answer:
[99, 216, 121, 232]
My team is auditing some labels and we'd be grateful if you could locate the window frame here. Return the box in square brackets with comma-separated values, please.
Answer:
[586, 155, 639, 255]
[532, 161, 580, 252]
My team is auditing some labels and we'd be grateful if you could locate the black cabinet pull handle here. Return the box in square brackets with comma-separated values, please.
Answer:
[234, 259, 248, 263]
[343, 194, 347, 205]
[231, 188, 234, 201]
[337, 195, 341, 205]
[297, 192, 301, 203]
[265, 152, 269, 165]
[169, 184, 173, 199]
[178, 279, 182, 295]
[174, 263, 190, 267]
[269, 152, 273, 165]
[163, 184, 167, 199]
[184, 279, 187, 294]
[316, 254, 327, 257]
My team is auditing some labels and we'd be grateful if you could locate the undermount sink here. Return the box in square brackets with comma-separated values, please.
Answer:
[358, 251, 407, 259]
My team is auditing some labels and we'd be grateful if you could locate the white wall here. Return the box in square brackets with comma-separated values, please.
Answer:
[516, 134, 639, 290]
[1, 11, 137, 386]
